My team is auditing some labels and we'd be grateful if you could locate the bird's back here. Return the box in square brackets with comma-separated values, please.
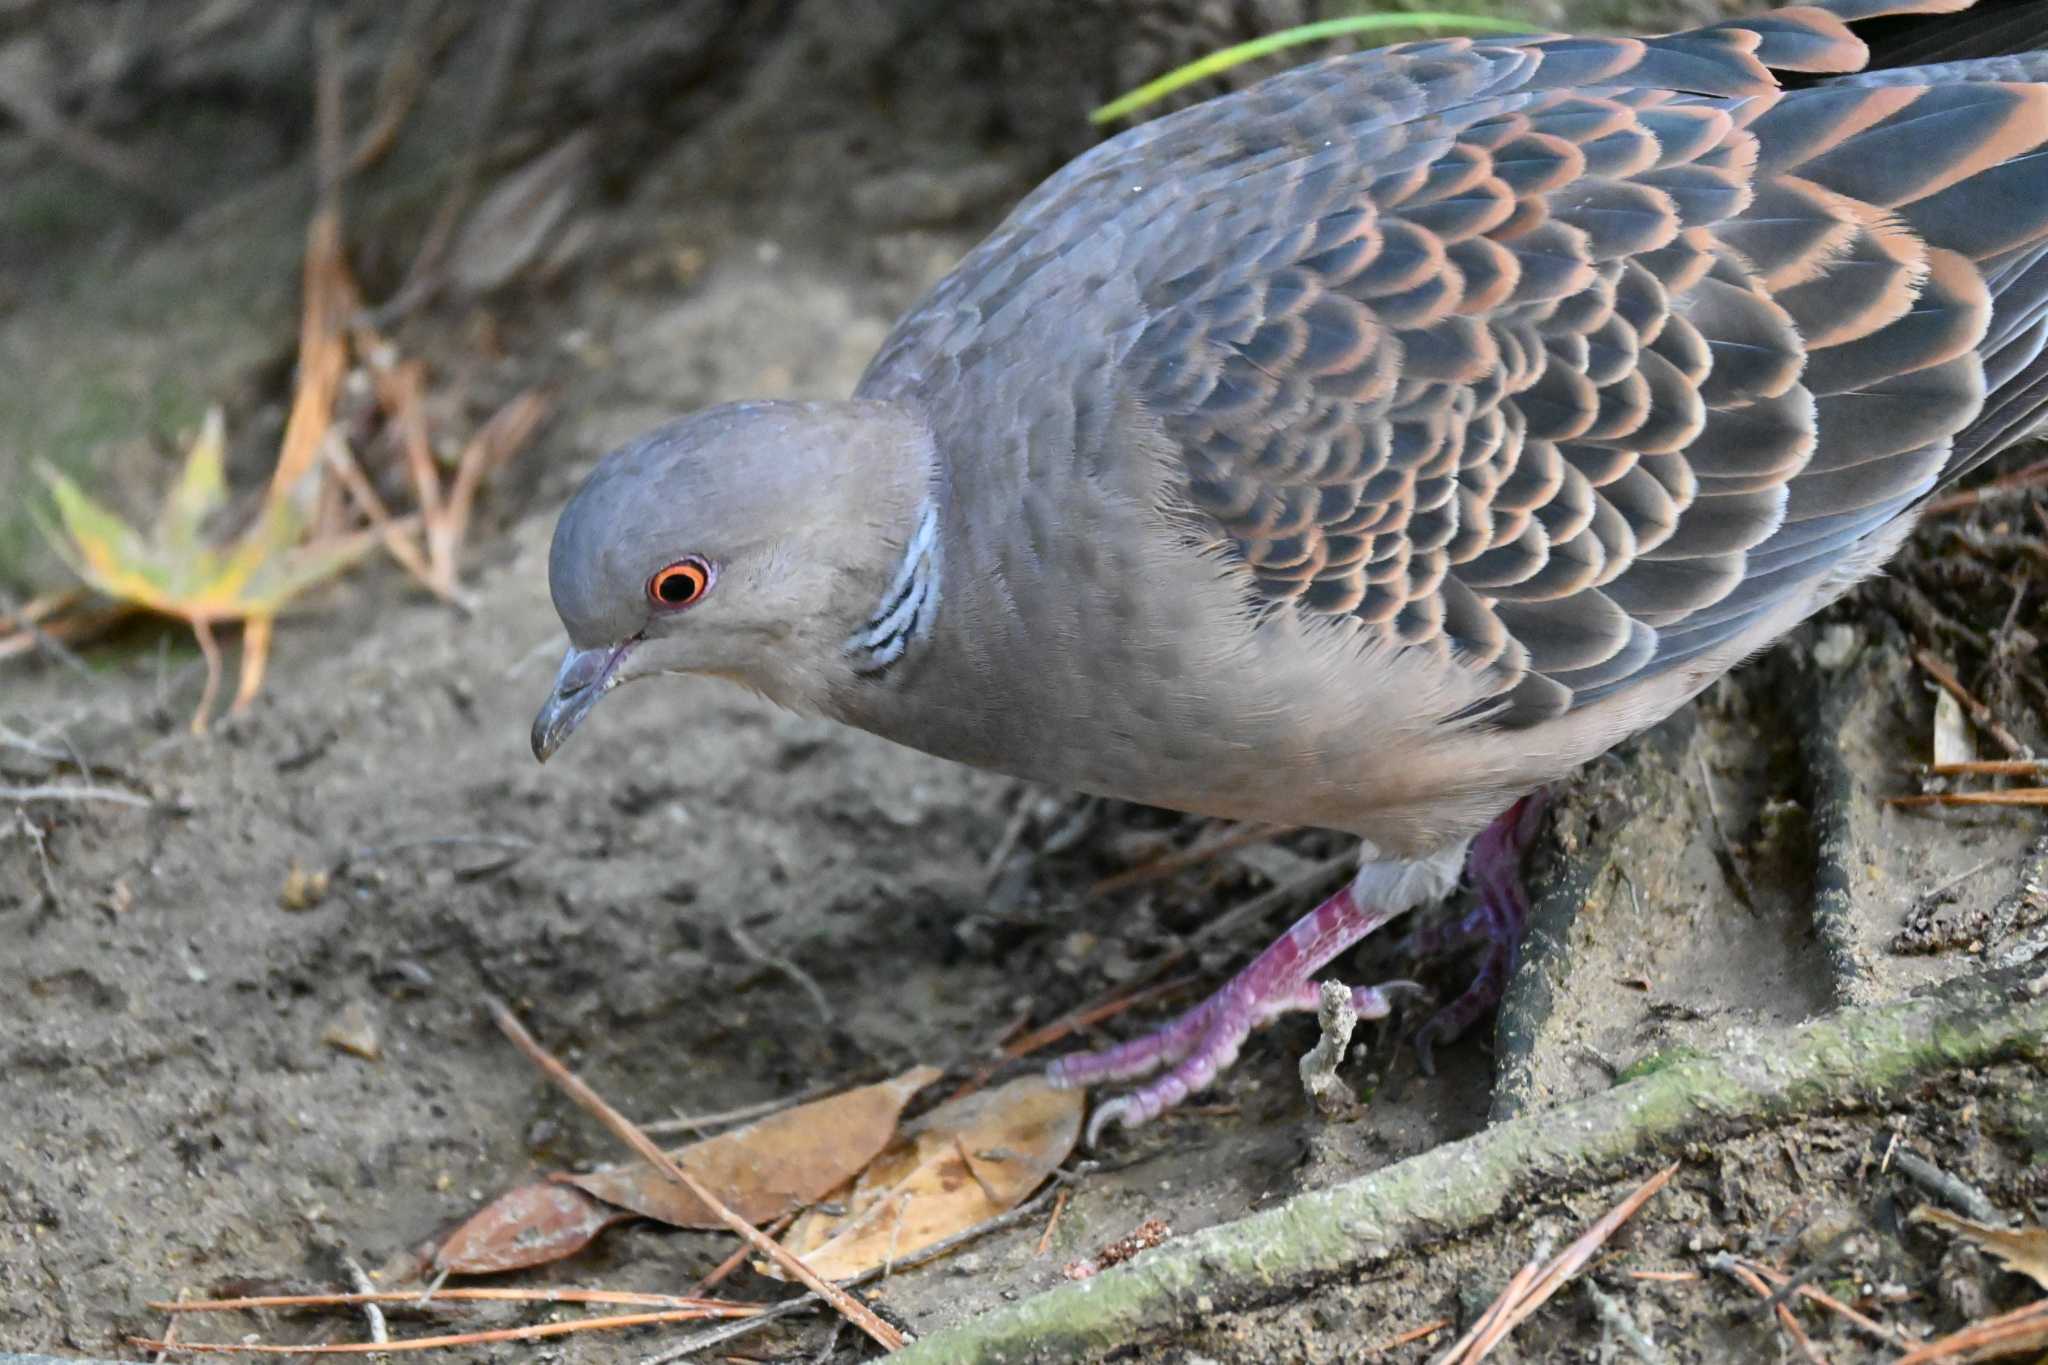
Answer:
[852, 0, 2048, 848]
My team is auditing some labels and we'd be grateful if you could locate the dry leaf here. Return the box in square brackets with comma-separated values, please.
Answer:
[321, 1000, 381, 1060]
[770, 1074, 1083, 1280]
[434, 1182, 630, 1274]
[566, 1066, 941, 1229]
[1912, 1205, 2048, 1290]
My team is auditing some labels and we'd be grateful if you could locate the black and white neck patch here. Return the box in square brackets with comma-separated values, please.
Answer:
[846, 502, 940, 675]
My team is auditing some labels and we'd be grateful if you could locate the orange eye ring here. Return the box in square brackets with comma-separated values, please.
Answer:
[648, 557, 713, 609]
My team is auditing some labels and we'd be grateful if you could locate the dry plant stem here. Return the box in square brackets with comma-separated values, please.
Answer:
[1730, 1257, 1904, 1350]
[1710, 1256, 1825, 1364]
[1, 785, 150, 808]
[1896, 1298, 2048, 1364]
[190, 619, 223, 734]
[1089, 822, 1293, 897]
[320, 436, 436, 587]
[641, 1184, 1067, 1365]
[1368, 1317, 1451, 1355]
[154, 1290, 744, 1313]
[1582, 1281, 1666, 1365]
[1446, 1165, 1678, 1364]
[1923, 456, 2048, 516]
[1925, 760, 2048, 777]
[643, 1081, 847, 1137]
[690, 1212, 797, 1296]
[1001, 975, 1200, 1059]
[483, 998, 906, 1353]
[886, 968, 2048, 1364]
[1036, 1188, 1071, 1257]
[1887, 789, 2048, 808]
[1434, 1253, 1543, 1365]
[231, 616, 273, 717]
[132, 1307, 753, 1355]
[1914, 649, 2027, 758]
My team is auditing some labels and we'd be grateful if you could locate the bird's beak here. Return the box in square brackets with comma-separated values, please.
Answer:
[530, 639, 634, 763]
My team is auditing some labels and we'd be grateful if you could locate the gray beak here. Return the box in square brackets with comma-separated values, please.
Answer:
[531, 640, 633, 763]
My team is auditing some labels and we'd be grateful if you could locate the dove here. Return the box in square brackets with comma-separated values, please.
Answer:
[534, 0, 2048, 1141]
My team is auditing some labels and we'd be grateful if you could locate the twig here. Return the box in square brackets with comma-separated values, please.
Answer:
[1035, 1187, 1070, 1257]
[1367, 1317, 1451, 1355]
[978, 789, 1034, 893]
[340, 1257, 385, 1346]
[1000, 975, 1200, 1060]
[727, 921, 834, 1030]
[133, 1307, 757, 1355]
[374, 0, 541, 321]
[153, 1289, 741, 1313]
[1088, 822, 1293, 897]
[1189, 847, 1358, 947]
[1693, 745, 1759, 914]
[1, 784, 151, 808]
[1730, 1257, 1905, 1351]
[1708, 1255, 1825, 1363]
[1914, 650, 2027, 758]
[689, 1211, 797, 1296]
[1923, 456, 2048, 517]
[1442, 1164, 1679, 1363]
[1886, 789, 2048, 809]
[640, 1182, 1068, 1365]
[484, 998, 907, 1353]
[1896, 1298, 2048, 1363]
[1922, 760, 2048, 778]
[1890, 1147, 2001, 1223]
[643, 1081, 848, 1137]
[1583, 1280, 1666, 1364]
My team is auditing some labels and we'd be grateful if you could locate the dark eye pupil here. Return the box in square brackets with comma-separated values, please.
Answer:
[658, 572, 697, 603]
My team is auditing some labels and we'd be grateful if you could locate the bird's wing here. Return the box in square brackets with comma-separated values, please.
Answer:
[862, 0, 2048, 728]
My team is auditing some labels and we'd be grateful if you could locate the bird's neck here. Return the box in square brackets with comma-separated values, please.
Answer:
[840, 497, 943, 676]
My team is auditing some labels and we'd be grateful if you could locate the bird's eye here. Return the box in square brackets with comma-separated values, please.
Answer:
[647, 557, 713, 609]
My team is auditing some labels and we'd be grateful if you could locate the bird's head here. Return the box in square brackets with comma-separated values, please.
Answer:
[530, 398, 933, 761]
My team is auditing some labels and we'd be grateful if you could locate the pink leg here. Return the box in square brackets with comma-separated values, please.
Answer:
[1407, 791, 1548, 1073]
[1046, 884, 1423, 1144]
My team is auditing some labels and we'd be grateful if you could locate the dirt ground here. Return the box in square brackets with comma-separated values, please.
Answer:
[5, 2, 2048, 1361]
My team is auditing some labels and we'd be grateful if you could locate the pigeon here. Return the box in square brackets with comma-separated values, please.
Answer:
[534, 0, 2048, 1141]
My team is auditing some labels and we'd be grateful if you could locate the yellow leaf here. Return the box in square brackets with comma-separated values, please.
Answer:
[159, 407, 227, 559]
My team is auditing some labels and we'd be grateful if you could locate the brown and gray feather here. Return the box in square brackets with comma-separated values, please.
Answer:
[861, 0, 2048, 746]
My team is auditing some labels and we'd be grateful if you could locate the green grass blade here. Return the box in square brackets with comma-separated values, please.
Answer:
[1090, 12, 1533, 124]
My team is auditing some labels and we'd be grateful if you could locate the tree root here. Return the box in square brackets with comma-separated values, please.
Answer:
[895, 964, 2048, 1364]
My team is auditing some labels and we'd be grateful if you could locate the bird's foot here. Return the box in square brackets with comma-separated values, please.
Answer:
[1047, 882, 1422, 1145]
[1404, 791, 1548, 1073]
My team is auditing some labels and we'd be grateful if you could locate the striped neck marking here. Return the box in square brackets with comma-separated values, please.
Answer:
[847, 501, 941, 675]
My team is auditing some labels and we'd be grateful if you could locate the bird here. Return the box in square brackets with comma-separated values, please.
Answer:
[533, 0, 2048, 1143]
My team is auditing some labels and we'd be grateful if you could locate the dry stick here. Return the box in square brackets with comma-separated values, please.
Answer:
[0, 784, 150, 808]
[1923, 759, 2048, 777]
[641, 1183, 1067, 1365]
[1368, 1317, 1451, 1355]
[689, 1211, 798, 1297]
[1001, 975, 1201, 1059]
[1923, 455, 2048, 517]
[1088, 822, 1294, 897]
[1914, 649, 2027, 758]
[1896, 1298, 2048, 1364]
[154, 1289, 743, 1313]
[1434, 1252, 1545, 1365]
[1709, 1255, 1826, 1364]
[643, 1081, 848, 1138]
[1035, 1188, 1071, 1257]
[1730, 1257, 1904, 1351]
[483, 998, 907, 1353]
[133, 1307, 754, 1355]
[1886, 789, 2048, 809]
[1443, 1163, 1679, 1365]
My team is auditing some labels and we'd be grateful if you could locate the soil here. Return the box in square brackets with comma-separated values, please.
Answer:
[4, 3, 2047, 1362]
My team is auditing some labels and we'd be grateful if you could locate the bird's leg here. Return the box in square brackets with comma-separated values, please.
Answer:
[1047, 881, 1426, 1144]
[1407, 791, 1548, 1074]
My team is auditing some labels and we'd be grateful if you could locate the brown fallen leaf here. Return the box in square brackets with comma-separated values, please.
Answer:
[566, 1066, 941, 1229]
[770, 1074, 1084, 1281]
[1911, 1204, 2048, 1291]
[435, 1182, 630, 1274]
